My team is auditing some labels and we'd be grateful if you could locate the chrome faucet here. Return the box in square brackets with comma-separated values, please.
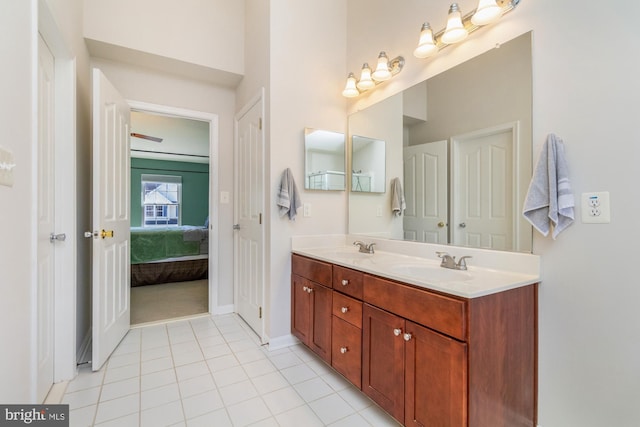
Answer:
[436, 252, 472, 270]
[353, 240, 376, 254]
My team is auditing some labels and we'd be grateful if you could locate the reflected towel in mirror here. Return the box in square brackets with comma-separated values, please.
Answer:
[390, 177, 406, 216]
[523, 133, 574, 238]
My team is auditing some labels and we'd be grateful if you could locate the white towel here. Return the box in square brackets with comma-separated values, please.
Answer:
[523, 134, 575, 239]
[390, 177, 406, 216]
[277, 168, 302, 220]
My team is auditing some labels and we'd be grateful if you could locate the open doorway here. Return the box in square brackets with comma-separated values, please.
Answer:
[129, 109, 212, 324]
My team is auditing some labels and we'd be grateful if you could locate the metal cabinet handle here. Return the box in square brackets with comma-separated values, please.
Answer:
[393, 328, 402, 336]
[307, 287, 313, 293]
[403, 333, 413, 341]
[341, 279, 349, 286]
[340, 347, 348, 354]
[341, 307, 348, 314]
[302, 286, 309, 292]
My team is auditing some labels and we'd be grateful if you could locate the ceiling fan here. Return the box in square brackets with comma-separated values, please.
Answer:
[130, 132, 163, 143]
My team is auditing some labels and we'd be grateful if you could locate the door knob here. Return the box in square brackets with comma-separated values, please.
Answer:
[341, 307, 349, 314]
[340, 347, 348, 354]
[437, 221, 446, 228]
[50, 233, 66, 243]
[393, 328, 402, 336]
[341, 279, 349, 286]
[403, 333, 413, 341]
[459, 222, 466, 228]
[100, 229, 114, 239]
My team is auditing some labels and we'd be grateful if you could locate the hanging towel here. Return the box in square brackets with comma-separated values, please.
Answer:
[390, 177, 406, 216]
[277, 168, 302, 220]
[523, 133, 575, 239]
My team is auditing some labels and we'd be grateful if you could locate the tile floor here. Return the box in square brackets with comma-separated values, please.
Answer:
[62, 314, 401, 427]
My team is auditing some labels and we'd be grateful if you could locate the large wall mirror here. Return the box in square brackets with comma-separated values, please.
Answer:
[351, 135, 385, 193]
[348, 31, 533, 253]
[304, 128, 346, 191]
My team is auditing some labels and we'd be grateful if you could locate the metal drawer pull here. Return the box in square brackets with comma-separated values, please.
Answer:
[393, 328, 402, 336]
[341, 307, 348, 314]
[307, 287, 313, 293]
[341, 279, 349, 286]
[403, 333, 413, 341]
[340, 347, 348, 354]
[302, 286, 308, 292]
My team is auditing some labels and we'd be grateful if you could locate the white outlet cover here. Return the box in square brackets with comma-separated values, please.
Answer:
[581, 192, 610, 223]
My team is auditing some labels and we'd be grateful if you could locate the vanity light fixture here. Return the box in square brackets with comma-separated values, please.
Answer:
[414, 0, 521, 59]
[342, 52, 405, 98]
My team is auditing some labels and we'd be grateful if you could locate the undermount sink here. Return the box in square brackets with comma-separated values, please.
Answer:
[388, 263, 472, 282]
[325, 250, 374, 260]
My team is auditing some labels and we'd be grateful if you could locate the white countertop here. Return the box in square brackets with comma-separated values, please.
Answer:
[292, 242, 540, 299]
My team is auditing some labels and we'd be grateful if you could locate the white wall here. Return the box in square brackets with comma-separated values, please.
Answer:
[267, 0, 348, 341]
[83, 0, 244, 77]
[345, 0, 640, 425]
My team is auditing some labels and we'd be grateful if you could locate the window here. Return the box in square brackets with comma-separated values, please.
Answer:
[141, 174, 182, 226]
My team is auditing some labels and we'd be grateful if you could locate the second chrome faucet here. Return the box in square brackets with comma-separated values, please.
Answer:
[436, 251, 472, 270]
[353, 240, 376, 254]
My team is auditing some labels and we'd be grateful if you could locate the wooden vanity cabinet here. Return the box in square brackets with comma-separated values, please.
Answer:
[331, 291, 363, 387]
[291, 256, 333, 363]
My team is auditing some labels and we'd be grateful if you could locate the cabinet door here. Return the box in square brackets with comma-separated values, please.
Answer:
[309, 282, 332, 363]
[362, 304, 405, 424]
[291, 274, 311, 344]
[405, 320, 468, 427]
[332, 316, 362, 387]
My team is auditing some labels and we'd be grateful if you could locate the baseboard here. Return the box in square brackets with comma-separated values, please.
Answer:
[212, 304, 234, 315]
[77, 328, 91, 364]
[267, 334, 299, 351]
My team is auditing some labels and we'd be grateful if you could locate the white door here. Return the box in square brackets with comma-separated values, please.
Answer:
[36, 34, 56, 402]
[234, 95, 265, 339]
[451, 125, 514, 250]
[403, 141, 448, 243]
[91, 69, 131, 370]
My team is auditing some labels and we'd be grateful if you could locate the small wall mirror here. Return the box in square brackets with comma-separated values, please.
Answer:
[351, 135, 386, 193]
[304, 128, 346, 191]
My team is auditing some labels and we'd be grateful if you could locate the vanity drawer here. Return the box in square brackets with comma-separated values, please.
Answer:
[332, 316, 362, 388]
[332, 292, 362, 328]
[363, 274, 467, 341]
[292, 254, 332, 287]
[333, 265, 363, 299]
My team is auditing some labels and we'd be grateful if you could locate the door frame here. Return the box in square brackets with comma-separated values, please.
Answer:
[128, 101, 220, 313]
[233, 89, 267, 343]
[36, 0, 77, 396]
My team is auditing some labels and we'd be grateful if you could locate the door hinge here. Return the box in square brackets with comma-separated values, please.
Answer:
[259, 213, 262, 225]
[258, 117, 262, 130]
[259, 307, 262, 319]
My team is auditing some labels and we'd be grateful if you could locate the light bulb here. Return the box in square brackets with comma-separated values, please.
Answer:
[471, 0, 502, 25]
[357, 63, 375, 91]
[413, 22, 438, 59]
[342, 73, 359, 98]
[372, 52, 392, 81]
[441, 3, 468, 44]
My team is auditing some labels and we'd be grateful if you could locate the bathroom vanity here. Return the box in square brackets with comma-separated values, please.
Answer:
[291, 244, 538, 427]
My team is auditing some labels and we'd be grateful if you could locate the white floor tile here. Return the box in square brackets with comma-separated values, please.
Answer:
[141, 356, 173, 375]
[172, 351, 204, 367]
[104, 363, 140, 384]
[250, 371, 290, 395]
[328, 412, 372, 427]
[141, 369, 176, 391]
[280, 363, 318, 385]
[63, 386, 101, 410]
[196, 335, 225, 347]
[268, 351, 304, 370]
[140, 383, 181, 410]
[321, 370, 352, 392]
[308, 393, 356, 425]
[201, 343, 232, 359]
[100, 377, 139, 402]
[261, 386, 305, 415]
[359, 404, 402, 426]
[178, 374, 216, 398]
[94, 394, 139, 424]
[293, 377, 335, 403]
[185, 407, 232, 427]
[141, 345, 172, 362]
[94, 412, 139, 427]
[275, 404, 325, 427]
[247, 417, 279, 427]
[175, 361, 210, 382]
[66, 368, 105, 393]
[241, 358, 276, 378]
[140, 399, 184, 427]
[69, 404, 97, 427]
[338, 385, 374, 411]
[234, 348, 267, 364]
[107, 352, 140, 369]
[226, 396, 271, 426]
[181, 389, 224, 420]
[211, 365, 248, 387]
[218, 379, 258, 406]
[205, 354, 239, 373]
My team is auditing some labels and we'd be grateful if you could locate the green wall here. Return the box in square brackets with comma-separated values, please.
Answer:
[131, 158, 209, 227]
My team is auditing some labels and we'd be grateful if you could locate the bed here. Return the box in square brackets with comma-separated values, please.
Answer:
[130, 226, 209, 286]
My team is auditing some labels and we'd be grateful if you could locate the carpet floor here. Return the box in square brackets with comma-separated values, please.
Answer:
[130, 279, 208, 325]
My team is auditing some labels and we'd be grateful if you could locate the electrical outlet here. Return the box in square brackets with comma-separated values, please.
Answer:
[376, 205, 382, 217]
[581, 192, 610, 223]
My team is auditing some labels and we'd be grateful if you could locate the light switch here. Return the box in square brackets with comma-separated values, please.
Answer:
[220, 191, 230, 204]
[0, 146, 15, 187]
[303, 203, 311, 217]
